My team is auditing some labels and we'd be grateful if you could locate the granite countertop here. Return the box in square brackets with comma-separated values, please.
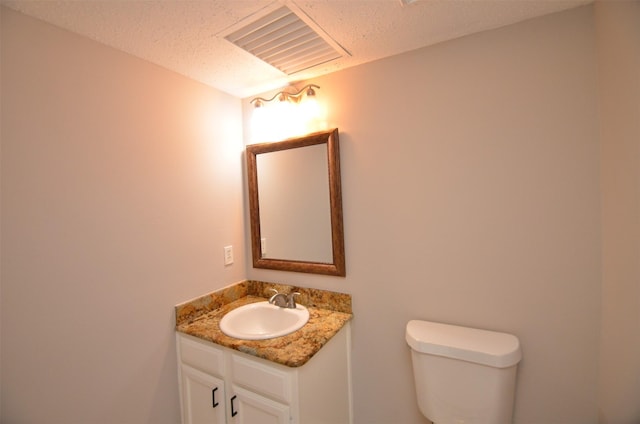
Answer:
[175, 280, 353, 367]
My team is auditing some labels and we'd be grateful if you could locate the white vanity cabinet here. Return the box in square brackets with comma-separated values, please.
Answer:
[176, 323, 352, 424]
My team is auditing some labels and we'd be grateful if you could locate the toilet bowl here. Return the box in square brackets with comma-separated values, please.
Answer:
[406, 320, 522, 424]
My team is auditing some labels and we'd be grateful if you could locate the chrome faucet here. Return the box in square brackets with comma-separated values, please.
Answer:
[269, 291, 289, 307]
[268, 289, 301, 309]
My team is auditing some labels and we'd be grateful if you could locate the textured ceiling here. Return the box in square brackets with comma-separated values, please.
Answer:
[1, 0, 591, 98]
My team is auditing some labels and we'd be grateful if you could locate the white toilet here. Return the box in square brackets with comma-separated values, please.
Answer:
[406, 320, 522, 424]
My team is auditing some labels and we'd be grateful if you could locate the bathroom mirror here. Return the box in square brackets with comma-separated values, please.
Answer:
[246, 128, 345, 276]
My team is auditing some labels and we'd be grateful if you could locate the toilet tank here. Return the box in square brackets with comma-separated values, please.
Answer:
[406, 320, 522, 424]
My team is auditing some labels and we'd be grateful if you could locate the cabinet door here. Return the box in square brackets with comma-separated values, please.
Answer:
[230, 385, 290, 424]
[181, 364, 226, 424]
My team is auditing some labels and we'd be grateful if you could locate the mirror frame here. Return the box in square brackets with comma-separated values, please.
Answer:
[246, 128, 346, 276]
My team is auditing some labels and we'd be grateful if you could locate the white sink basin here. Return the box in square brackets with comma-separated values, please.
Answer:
[219, 301, 310, 340]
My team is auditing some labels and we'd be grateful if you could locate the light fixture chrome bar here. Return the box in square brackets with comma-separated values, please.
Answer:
[250, 84, 320, 107]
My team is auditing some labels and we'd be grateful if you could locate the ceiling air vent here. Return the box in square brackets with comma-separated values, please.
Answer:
[224, 5, 347, 75]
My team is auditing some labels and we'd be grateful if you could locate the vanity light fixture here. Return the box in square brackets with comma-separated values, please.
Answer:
[249, 84, 325, 143]
[250, 84, 319, 108]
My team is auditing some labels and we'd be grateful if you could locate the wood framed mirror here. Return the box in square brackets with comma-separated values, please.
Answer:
[246, 128, 345, 276]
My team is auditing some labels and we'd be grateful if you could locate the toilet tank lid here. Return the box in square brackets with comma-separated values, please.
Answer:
[406, 320, 522, 368]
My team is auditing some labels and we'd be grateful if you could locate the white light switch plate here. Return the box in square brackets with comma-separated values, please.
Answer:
[223, 245, 233, 265]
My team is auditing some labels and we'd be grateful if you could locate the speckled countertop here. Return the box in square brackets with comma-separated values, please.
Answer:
[175, 280, 353, 367]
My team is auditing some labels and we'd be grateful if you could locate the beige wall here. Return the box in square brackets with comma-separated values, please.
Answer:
[595, 1, 640, 423]
[1, 7, 245, 423]
[245, 5, 603, 423]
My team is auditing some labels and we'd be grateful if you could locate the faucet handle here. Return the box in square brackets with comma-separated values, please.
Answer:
[268, 288, 279, 304]
[287, 292, 301, 309]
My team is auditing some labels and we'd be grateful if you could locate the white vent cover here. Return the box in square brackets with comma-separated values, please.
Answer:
[224, 5, 347, 75]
